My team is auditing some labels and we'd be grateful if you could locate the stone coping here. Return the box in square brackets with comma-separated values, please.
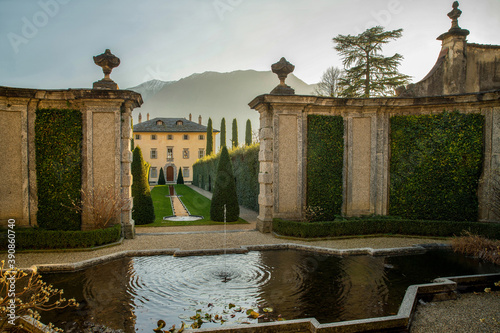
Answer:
[23, 242, 451, 273]
[11, 243, 500, 333]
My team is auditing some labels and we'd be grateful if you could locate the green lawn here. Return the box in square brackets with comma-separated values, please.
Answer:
[138, 184, 248, 227]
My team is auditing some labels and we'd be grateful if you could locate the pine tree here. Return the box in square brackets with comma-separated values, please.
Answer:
[131, 147, 155, 225]
[177, 168, 184, 184]
[333, 26, 411, 97]
[245, 119, 252, 146]
[231, 118, 238, 149]
[158, 167, 166, 185]
[210, 146, 239, 221]
[206, 118, 213, 155]
[220, 118, 226, 148]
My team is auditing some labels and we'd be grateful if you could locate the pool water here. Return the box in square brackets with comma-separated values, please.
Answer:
[41, 249, 500, 332]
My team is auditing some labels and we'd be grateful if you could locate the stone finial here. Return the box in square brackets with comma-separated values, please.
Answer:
[93, 49, 120, 90]
[448, 1, 462, 30]
[270, 57, 295, 95]
[438, 1, 469, 40]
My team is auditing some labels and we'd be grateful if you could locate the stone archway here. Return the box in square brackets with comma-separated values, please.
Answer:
[166, 166, 174, 182]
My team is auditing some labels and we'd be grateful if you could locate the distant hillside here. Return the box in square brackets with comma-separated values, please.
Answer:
[127, 70, 317, 149]
[126, 79, 172, 101]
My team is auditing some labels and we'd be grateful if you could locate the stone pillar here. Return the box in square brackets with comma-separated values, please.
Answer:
[256, 102, 274, 232]
[121, 101, 135, 238]
[479, 106, 500, 222]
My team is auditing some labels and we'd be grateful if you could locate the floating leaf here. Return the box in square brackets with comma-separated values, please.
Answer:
[263, 307, 273, 313]
[228, 303, 236, 309]
[247, 310, 260, 319]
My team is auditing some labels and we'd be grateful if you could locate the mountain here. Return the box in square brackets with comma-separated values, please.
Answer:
[127, 70, 317, 148]
[127, 79, 172, 101]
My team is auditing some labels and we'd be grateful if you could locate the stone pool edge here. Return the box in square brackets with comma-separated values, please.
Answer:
[13, 243, 500, 333]
[26, 242, 451, 273]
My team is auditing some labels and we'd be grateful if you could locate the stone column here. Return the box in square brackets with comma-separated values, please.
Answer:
[121, 101, 135, 238]
[256, 102, 274, 232]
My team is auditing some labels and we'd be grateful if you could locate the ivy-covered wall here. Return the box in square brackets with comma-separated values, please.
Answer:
[35, 109, 82, 230]
[306, 115, 344, 221]
[193, 144, 259, 211]
[389, 111, 484, 221]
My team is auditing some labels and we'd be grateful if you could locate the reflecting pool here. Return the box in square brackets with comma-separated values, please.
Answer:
[41, 249, 500, 332]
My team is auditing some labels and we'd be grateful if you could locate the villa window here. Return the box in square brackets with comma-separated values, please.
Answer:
[150, 148, 157, 159]
[151, 134, 157, 140]
[150, 167, 158, 178]
[156, 120, 164, 126]
[183, 148, 189, 159]
[183, 134, 189, 140]
[176, 120, 183, 126]
[198, 134, 205, 140]
[183, 167, 190, 178]
[167, 147, 173, 161]
[198, 148, 205, 159]
[167, 134, 173, 140]
[135, 134, 141, 140]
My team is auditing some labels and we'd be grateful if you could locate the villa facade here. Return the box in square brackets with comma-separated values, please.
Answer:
[133, 114, 218, 183]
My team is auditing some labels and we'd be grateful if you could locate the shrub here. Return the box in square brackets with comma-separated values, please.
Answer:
[131, 147, 155, 225]
[67, 185, 129, 230]
[177, 167, 184, 184]
[0, 260, 78, 332]
[35, 109, 82, 230]
[390, 111, 484, 221]
[272, 219, 500, 239]
[210, 146, 239, 221]
[452, 233, 500, 265]
[158, 167, 166, 185]
[0, 224, 122, 250]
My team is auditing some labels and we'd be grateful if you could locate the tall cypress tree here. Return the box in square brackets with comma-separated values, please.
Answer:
[206, 117, 213, 155]
[210, 146, 239, 221]
[157, 167, 166, 185]
[245, 119, 252, 146]
[131, 147, 155, 225]
[231, 118, 238, 149]
[220, 117, 226, 148]
[177, 168, 184, 184]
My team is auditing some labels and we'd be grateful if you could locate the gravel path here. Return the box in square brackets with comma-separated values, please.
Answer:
[410, 291, 500, 332]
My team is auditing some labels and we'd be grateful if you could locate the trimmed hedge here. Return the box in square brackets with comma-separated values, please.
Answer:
[273, 219, 500, 239]
[0, 224, 121, 250]
[193, 144, 259, 211]
[390, 111, 484, 221]
[35, 108, 82, 230]
[306, 115, 344, 221]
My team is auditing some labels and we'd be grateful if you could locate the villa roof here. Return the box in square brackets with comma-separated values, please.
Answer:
[134, 117, 219, 133]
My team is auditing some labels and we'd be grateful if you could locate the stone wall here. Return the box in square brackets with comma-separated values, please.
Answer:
[249, 91, 500, 232]
[0, 87, 142, 239]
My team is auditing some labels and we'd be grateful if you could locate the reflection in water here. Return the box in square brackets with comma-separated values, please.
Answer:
[41, 250, 500, 332]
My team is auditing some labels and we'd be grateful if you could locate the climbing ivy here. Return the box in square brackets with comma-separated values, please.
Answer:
[389, 111, 484, 221]
[306, 115, 344, 221]
[35, 109, 82, 230]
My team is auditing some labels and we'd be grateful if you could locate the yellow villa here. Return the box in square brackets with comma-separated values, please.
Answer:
[133, 113, 218, 183]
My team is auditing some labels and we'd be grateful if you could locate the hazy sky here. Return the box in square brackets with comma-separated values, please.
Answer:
[1, 0, 499, 90]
